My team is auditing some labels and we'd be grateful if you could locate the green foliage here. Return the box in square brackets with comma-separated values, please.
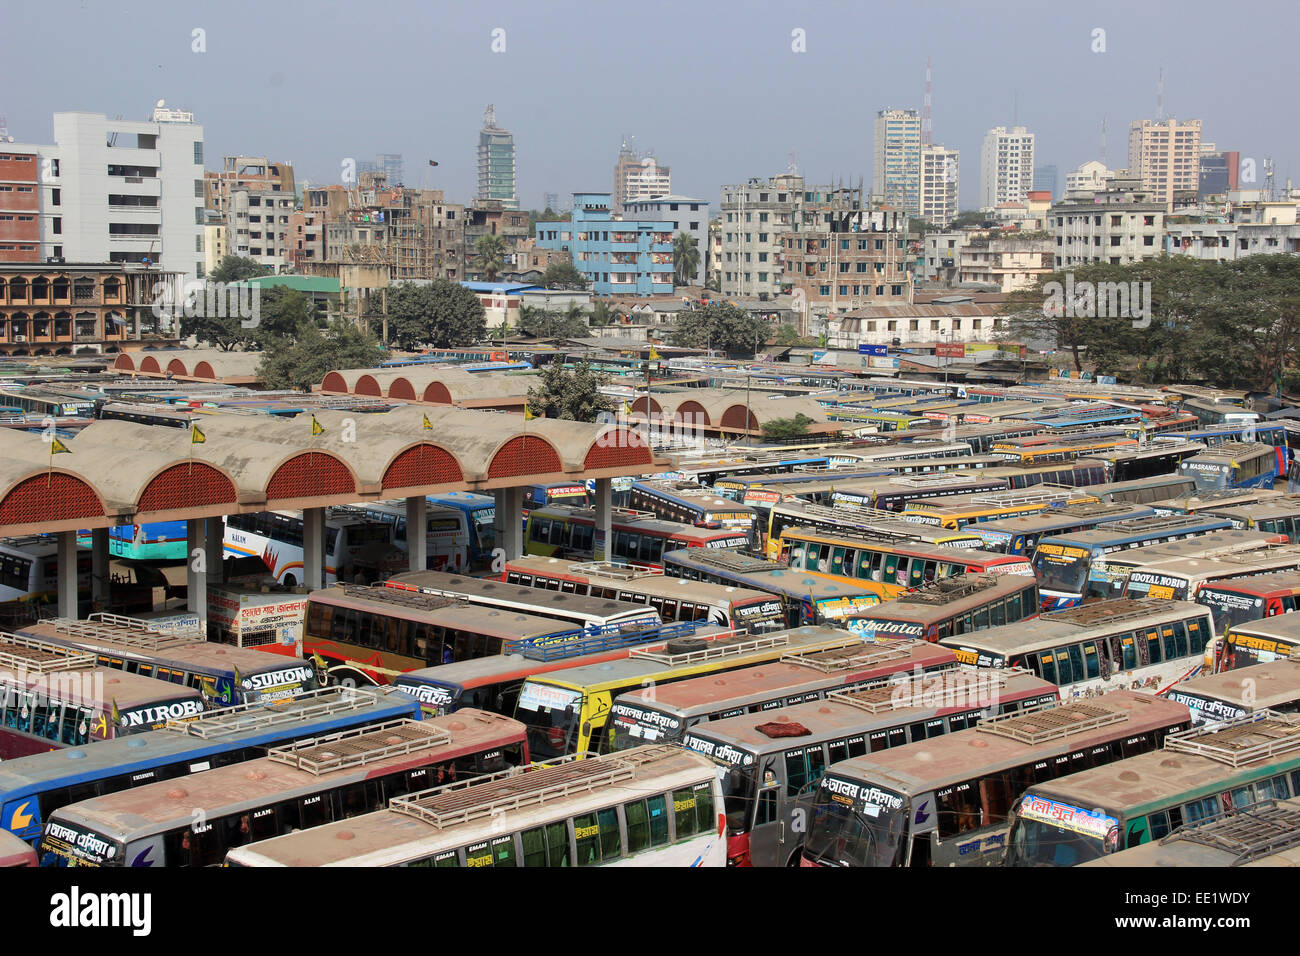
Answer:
[254, 287, 320, 345]
[539, 261, 589, 290]
[673, 233, 701, 286]
[519, 304, 587, 339]
[257, 319, 385, 391]
[671, 302, 771, 356]
[946, 211, 993, 230]
[525, 361, 614, 422]
[181, 310, 251, 352]
[773, 323, 812, 347]
[385, 280, 486, 351]
[761, 413, 814, 442]
[475, 234, 506, 281]
[589, 300, 615, 327]
[210, 255, 270, 284]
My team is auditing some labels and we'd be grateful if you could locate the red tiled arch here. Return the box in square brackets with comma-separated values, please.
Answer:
[320, 371, 349, 394]
[584, 430, 653, 470]
[355, 374, 382, 397]
[674, 400, 709, 425]
[137, 463, 238, 512]
[0, 473, 106, 525]
[139, 355, 161, 373]
[114, 354, 135, 371]
[423, 382, 453, 404]
[382, 444, 465, 490]
[720, 405, 760, 432]
[167, 358, 189, 376]
[487, 436, 562, 479]
[630, 397, 662, 416]
[266, 452, 356, 499]
[388, 377, 417, 401]
[194, 361, 215, 379]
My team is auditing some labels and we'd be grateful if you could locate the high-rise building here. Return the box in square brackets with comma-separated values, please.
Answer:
[356, 154, 405, 188]
[1128, 118, 1202, 207]
[1199, 149, 1240, 199]
[612, 141, 671, 217]
[1033, 164, 1058, 198]
[919, 145, 959, 228]
[979, 126, 1036, 210]
[477, 105, 517, 210]
[543, 192, 560, 212]
[873, 109, 922, 214]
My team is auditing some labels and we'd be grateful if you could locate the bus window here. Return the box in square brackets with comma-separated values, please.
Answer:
[574, 814, 602, 865]
[1162, 626, 1178, 661]
[1145, 629, 1163, 665]
[882, 552, 899, 583]
[1037, 651, 1057, 685]
[785, 750, 808, 796]
[1188, 618, 1206, 654]
[625, 801, 650, 854]
[647, 794, 670, 845]
[990, 598, 1007, 627]
[806, 746, 826, 787]
[530, 519, 550, 543]
[1053, 648, 1073, 685]
[673, 789, 700, 837]
[598, 807, 621, 859]
[1082, 642, 1100, 680]
[973, 605, 990, 630]
[937, 782, 982, 837]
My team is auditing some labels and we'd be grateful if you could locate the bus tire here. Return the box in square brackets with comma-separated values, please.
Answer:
[665, 637, 708, 655]
[283, 574, 297, 587]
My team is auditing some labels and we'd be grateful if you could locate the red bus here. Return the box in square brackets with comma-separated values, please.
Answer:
[1195, 569, 1300, 633]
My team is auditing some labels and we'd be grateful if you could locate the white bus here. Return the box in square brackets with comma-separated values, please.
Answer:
[0, 537, 91, 604]
[358, 501, 475, 573]
[223, 511, 403, 587]
[225, 745, 726, 867]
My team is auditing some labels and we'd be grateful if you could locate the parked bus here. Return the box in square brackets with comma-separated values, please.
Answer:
[1003, 710, 1300, 866]
[0, 634, 206, 759]
[525, 506, 751, 568]
[1184, 422, 1289, 477]
[302, 583, 591, 686]
[1093, 441, 1203, 483]
[941, 599, 1215, 697]
[900, 487, 1099, 530]
[660, 547, 887, 626]
[1030, 514, 1240, 609]
[522, 482, 590, 511]
[0, 686, 420, 844]
[226, 744, 726, 868]
[713, 467, 895, 503]
[800, 691, 1191, 867]
[426, 491, 498, 568]
[386, 569, 662, 633]
[845, 574, 1040, 644]
[1195, 570, 1300, 633]
[684, 667, 1058, 866]
[846, 442, 975, 465]
[829, 473, 1011, 513]
[1203, 494, 1300, 542]
[971, 502, 1156, 555]
[359, 501, 478, 573]
[608, 639, 959, 751]
[21, 614, 319, 707]
[515, 627, 868, 759]
[223, 510, 401, 586]
[0, 831, 35, 867]
[0, 536, 91, 604]
[39, 710, 526, 867]
[765, 500, 983, 558]
[627, 481, 761, 547]
[77, 520, 187, 562]
[1215, 614, 1300, 673]
[1162, 659, 1300, 727]
[1150, 486, 1282, 516]
[980, 458, 1110, 490]
[500, 556, 784, 633]
[1081, 798, 1300, 868]
[1182, 397, 1258, 428]
[1122, 548, 1300, 605]
[990, 435, 1136, 464]
[1088, 475, 1197, 506]
[1178, 441, 1278, 492]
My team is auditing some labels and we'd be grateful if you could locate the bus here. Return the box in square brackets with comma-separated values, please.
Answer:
[1195, 570, 1300, 633]
[1161, 659, 1300, 727]
[765, 500, 984, 558]
[900, 487, 1100, 530]
[426, 492, 497, 569]
[1122, 548, 1300, 605]
[385, 569, 662, 633]
[223, 510, 402, 586]
[660, 548, 887, 627]
[21, 614, 319, 707]
[990, 435, 1136, 464]
[524, 506, 751, 569]
[1088, 475, 1197, 506]
[515, 627, 870, 759]
[683, 667, 1058, 866]
[778, 528, 1034, 597]
[0, 537, 91, 604]
[1182, 397, 1258, 428]
[1203, 494, 1300, 542]
[500, 556, 785, 633]
[845, 574, 1040, 644]
[523, 482, 590, 512]
[1178, 441, 1278, 492]
[607, 639, 960, 751]
[627, 481, 760, 547]
[713, 467, 896, 503]
[1149, 487, 1282, 516]
[1215, 615, 1300, 673]
[845, 442, 975, 465]
[1002, 710, 1300, 866]
[1080, 798, 1300, 868]
[0, 686, 421, 844]
[225, 745, 727, 868]
[1030, 514, 1240, 609]
[1094, 442, 1204, 483]
[800, 691, 1190, 867]
[0, 634, 206, 759]
[971, 502, 1156, 555]
[359, 501, 479, 573]
[829, 473, 1011, 513]
[77, 520, 188, 561]
[941, 599, 1215, 697]
[1184, 422, 1289, 477]
[0, 831, 35, 867]
[302, 583, 595, 686]
[38, 710, 527, 868]
[979, 458, 1110, 490]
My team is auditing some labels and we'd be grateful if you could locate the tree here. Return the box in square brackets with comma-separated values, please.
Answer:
[253, 287, 321, 346]
[673, 232, 701, 286]
[525, 361, 614, 422]
[258, 319, 385, 391]
[476, 234, 506, 281]
[589, 300, 616, 327]
[946, 210, 994, 230]
[671, 302, 771, 356]
[761, 413, 814, 442]
[773, 323, 811, 347]
[386, 280, 486, 351]
[519, 304, 587, 339]
[210, 255, 270, 284]
[539, 260, 589, 290]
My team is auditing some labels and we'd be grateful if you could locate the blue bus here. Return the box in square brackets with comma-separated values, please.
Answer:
[522, 482, 591, 511]
[1177, 441, 1278, 492]
[77, 520, 188, 561]
[1030, 514, 1237, 610]
[0, 686, 419, 845]
[425, 491, 498, 568]
[970, 503, 1156, 555]
[1178, 425, 1289, 479]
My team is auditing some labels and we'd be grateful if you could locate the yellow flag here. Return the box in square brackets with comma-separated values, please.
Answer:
[311, 415, 325, 437]
[422, 413, 433, 431]
[191, 424, 206, 445]
[49, 437, 71, 455]
[648, 345, 662, 361]
[623, 401, 633, 416]
[524, 404, 539, 422]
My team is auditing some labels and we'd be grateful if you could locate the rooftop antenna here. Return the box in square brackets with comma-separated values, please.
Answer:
[1100, 117, 1107, 167]
[787, 150, 798, 176]
[1012, 89, 1018, 128]
[0, 115, 11, 143]
[1156, 68, 1165, 122]
[484, 104, 496, 129]
[922, 56, 932, 146]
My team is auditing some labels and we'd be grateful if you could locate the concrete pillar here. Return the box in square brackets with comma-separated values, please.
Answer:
[91, 528, 110, 609]
[186, 519, 207, 627]
[498, 487, 525, 562]
[593, 478, 612, 563]
[406, 496, 428, 571]
[303, 507, 326, 590]
[56, 530, 78, 620]
[205, 517, 225, 585]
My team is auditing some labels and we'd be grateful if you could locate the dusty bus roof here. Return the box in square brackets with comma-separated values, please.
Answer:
[307, 584, 575, 640]
[1082, 799, 1300, 868]
[504, 555, 778, 605]
[387, 571, 655, 620]
[1163, 660, 1300, 710]
[847, 574, 1035, 623]
[1125, 548, 1300, 584]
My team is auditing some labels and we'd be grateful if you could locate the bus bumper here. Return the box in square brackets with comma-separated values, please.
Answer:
[726, 833, 752, 867]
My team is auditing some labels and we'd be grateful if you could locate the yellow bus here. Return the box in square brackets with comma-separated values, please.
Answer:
[900, 487, 1100, 530]
[513, 626, 864, 759]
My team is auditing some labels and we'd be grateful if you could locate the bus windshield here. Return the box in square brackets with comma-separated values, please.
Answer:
[515, 682, 583, 759]
[1004, 794, 1119, 867]
[608, 700, 685, 748]
[1031, 545, 1090, 596]
[803, 776, 907, 867]
[39, 819, 124, 867]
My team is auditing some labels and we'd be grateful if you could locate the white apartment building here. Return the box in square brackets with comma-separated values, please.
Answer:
[10, 106, 206, 279]
[979, 126, 1035, 210]
[958, 237, 1054, 292]
[1128, 118, 1202, 207]
[622, 195, 708, 285]
[919, 145, 959, 228]
[1065, 160, 1113, 193]
[1051, 177, 1166, 268]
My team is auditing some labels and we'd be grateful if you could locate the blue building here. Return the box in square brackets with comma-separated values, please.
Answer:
[534, 193, 675, 296]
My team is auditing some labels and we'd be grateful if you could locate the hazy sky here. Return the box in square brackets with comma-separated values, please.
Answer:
[5, 0, 1298, 211]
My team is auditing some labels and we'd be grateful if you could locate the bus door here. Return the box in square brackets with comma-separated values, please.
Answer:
[908, 789, 940, 867]
[746, 753, 783, 867]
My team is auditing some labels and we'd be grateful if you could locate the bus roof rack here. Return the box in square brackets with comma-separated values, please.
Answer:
[827, 666, 1024, 714]
[163, 686, 383, 738]
[339, 584, 466, 612]
[671, 549, 773, 573]
[781, 640, 921, 673]
[569, 561, 664, 580]
[897, 575, 998, 605]
[1163, 710, 1300, 768]
[1157, 799, 1300, 864]
[266, 719, 452, 774]
[0, 631, 97, 674]
[390, 746, 681, 828]
[505, 619, 705, 662]
[976, 698, 1125, 743]
[891, 474, 985, 488]
[630, 631, 803, 665]
[1054, 501, 1147, 519]
[49, 615, 199, 651]
[1042, 598, 1171, 628]
[968, 488, 1075, 508]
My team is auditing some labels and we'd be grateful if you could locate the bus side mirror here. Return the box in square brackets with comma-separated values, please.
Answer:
[581, 721, 591, 738]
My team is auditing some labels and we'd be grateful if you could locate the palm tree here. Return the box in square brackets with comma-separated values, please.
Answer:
[673, 233, 700, 287]
[476, 234, 506, 282]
